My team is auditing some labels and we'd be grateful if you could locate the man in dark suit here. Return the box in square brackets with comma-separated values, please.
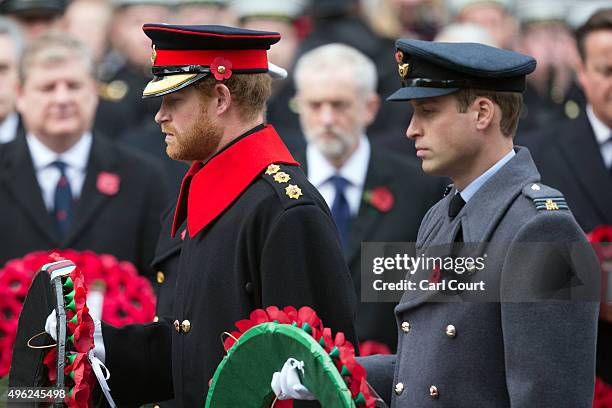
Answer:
[522, 8, 612, 386]
[0, 17, 24, 145]
[293, 43, 445, 352]
[0, 32, 168, 277]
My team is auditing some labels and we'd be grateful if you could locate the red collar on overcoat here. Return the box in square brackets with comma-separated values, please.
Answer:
[172, 124, 298, 238]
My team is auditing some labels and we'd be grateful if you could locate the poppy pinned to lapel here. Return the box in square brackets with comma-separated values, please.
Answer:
[363, 186, 394, 213]
[96, 172, 120, 196]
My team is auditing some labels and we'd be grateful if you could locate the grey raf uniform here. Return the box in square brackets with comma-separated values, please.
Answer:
[360, 40, 600, 407]
[361, 146, 600, 407]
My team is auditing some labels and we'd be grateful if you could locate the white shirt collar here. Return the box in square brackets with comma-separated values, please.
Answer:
[586, 104, 611, 145]
[307, 135, 370, 189]
[0, 113, 19, 144]
[26, 132, 93, 171]
[458, 148, 516, 203]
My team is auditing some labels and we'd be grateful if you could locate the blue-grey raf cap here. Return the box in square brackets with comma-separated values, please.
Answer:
[387, 39, 537, 101]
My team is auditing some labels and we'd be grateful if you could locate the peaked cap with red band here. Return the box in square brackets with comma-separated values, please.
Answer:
[142, 24, 287, 98]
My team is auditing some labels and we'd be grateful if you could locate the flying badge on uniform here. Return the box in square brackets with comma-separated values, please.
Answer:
[285, 185, 302, 200]
[273, 172, 291, 183]
[265, 164, 280, 175]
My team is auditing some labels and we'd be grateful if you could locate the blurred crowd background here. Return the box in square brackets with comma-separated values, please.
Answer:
[1, 0, 609, 196]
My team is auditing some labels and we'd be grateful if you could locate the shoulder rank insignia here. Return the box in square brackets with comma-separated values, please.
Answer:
[273, 172, 291, 183]
[533, 197, 569, 211]
[523, 183, 569, 211]
[285, 184, 303, 200]
[265, 164, 280, 175]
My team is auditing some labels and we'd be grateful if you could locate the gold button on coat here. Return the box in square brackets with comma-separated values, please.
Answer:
[153, 316, 159, 322]
[430, 385, 439, 399]
[401, 321, 411, 333]
[445, 324, 456, 338]
[173, 320, 180, 332]
[181, 319, 191, 333]
[394, 382, 404, 395]
[156, 271, 165, 284]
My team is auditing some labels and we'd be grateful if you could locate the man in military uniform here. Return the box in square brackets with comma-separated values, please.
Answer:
[40, 25, 357, 406]
[274, 40, 599, 406]
[0, 0, 65, 40]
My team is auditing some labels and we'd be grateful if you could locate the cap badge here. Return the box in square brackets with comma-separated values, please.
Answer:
[211, 57, 233, 80]
[398, 62, 410, 79]
[285, 184, 303, 200]
[395, 50, 404, 63]
[151, 45, 157, 65]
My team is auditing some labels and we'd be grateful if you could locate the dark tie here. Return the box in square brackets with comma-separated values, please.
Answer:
[448, 193, 466, 219]
[51, 161, 73, 237]
[330, 175, 351, 249]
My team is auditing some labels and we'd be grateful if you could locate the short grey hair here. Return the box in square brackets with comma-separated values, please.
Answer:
[0, 17, 24, 59]
[19, 31, 94, 82]
[293, 43, 378, 96]
[434, 22, 497, 46]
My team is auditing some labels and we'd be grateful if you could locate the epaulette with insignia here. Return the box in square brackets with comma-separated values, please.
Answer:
[262, 163, 310, 207]
[522, 183, 570, 211]
[443, 184, 454, 197]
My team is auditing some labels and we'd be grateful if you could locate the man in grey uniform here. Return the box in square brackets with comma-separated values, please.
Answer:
[273, 40, 600, 407]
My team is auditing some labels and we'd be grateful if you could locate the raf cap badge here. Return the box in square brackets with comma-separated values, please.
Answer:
[395, 50, 409, 79]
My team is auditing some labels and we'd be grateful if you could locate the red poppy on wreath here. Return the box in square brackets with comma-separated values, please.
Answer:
[0, 249, 156, 377]
[363, 186, 394, 213]
[589, 225, 612, 243]
[221, 306, 377, 407]
[210, 57, 233, 80]
[96, 172, 120, 196]
[359, 340, 391, 357]
[0, 264, 31, 300]
[64, 352, 94, 408]
[594, 377, 612, 408]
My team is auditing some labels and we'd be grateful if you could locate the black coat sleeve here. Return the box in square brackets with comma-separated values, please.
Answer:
[9, 271, 54, 387]
[259, 204, 358, 346]
[102, 319, 173, 407]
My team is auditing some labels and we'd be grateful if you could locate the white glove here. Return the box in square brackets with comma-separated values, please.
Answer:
[271, 358, 316, 400]
[45, 310, 58, 341]
[45, 310, 106, 363]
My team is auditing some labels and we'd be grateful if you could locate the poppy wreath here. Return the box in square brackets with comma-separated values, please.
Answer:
[0, 250, 156, 378]
[43, 264, 95, 407]
[213, 306, 377, 408]
[587, 225, 612, 406]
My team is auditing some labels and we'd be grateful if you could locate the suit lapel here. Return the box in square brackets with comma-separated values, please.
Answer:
[63, 135, 118, 246]
[300, 148, 391, 263]
[2, 136, 58, 244]
[346, 148, 391, 264]
[557, 115, 612, 224]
